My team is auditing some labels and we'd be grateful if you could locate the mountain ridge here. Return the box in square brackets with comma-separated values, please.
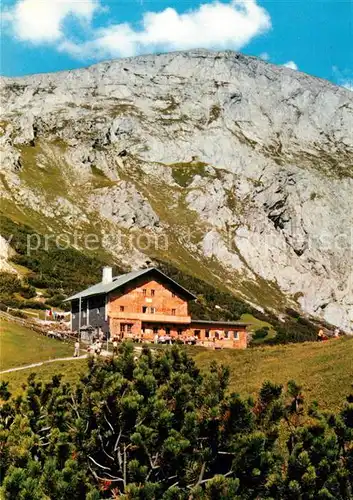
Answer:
[1, 49, 352, 331]
[1, 49, 349, 90]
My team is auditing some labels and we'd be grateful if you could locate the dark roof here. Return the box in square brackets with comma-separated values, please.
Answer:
[190, 319, 249, 327]
[65, 267, 197, 301]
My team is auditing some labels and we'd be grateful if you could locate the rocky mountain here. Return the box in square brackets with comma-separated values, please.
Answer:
[0, 49, 352, 331]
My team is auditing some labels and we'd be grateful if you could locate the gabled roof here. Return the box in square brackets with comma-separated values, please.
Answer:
[65, 267, 197, 302]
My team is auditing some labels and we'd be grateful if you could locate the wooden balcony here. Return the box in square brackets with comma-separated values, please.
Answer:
[109, 311, 191, 324]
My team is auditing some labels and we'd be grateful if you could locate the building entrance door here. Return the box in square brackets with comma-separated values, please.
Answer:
[120, 323, 132, 339]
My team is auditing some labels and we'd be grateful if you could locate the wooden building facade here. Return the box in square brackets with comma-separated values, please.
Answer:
[67, 267, 248, 349]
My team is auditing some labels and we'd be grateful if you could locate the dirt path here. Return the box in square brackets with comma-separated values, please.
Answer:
[0, 354, 89, 375]
[0, 346, 147, 376]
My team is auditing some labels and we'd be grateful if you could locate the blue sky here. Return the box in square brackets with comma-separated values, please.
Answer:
[1, 0, 352, 89]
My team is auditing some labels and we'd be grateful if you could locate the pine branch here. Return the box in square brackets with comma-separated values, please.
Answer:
[167, 481, 179, 489]
[98, 433, 114, 461]
[38, 426, 51, 433]
[114, 427, 123, 452]
[70, 395, 81, 419]
[89, 466, 124, 483]
[89, 456, 111, 471]
[123, 445, 127, 489]
[117, 448, 122, 470]
[196, 462, 206, 486]
[187, 468, 234, 489]
[39, 433, 51, 441]
[103, 413, 114, 433]
[198, 469, 234, 485]
[135, 416, 147, 427]
[145, 450, 160, 481]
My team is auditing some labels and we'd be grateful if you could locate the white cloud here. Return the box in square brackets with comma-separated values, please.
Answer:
[5, 0, 100, 43]
[283, 60, 298, 70]
[59, 0, 271, 59]
[4, 0, 271, 60]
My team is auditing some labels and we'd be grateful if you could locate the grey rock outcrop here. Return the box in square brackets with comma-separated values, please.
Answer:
[89, 182, 160, 230]
[1, 49, 352, 331]
[0, 236, 17, 274]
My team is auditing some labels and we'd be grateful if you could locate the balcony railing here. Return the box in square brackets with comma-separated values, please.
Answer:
[109, 311, 191, 324]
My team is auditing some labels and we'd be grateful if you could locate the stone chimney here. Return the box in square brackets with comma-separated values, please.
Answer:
[102, 266, 113, 284]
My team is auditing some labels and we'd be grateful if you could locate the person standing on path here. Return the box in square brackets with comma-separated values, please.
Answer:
[74, 340, 80, 357]
[96, 340, 102, 355]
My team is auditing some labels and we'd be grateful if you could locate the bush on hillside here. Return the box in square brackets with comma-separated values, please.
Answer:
[269, 323, 317, 344]
[252, 327, 269, 340]
[45, 294, 70, 310]
[0, 215, 120, 297]
[0, 295, 23, 309]
[0, 273, 22, 295]
[0, 272, 36, 302]
[19, 280, 36, 299]
[19, 300, 47, 310]
[285, 307, 301, 319]
[8, 309, 28, 319]
[0, 345, 352, 499]
[0, 296, 46, 310]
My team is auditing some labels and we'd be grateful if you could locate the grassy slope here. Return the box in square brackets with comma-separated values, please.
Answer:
[0, 320, 73, 370]
[240, 312, 276, 342]
[0, 359, 86, 394]
[192, 338, 353, 411]
[1, 321, 352, 411]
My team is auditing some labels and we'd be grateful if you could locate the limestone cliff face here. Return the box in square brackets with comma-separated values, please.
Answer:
[1, 50, 352, 331]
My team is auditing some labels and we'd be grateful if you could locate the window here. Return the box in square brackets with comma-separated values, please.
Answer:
[120, 306, 125, 312]
[153, 327, 158, 334]
[234, 331, 239, 340]
[178, 329, 183, 335]
[150, 307, 156, 314]
[142, 306, 148, 313]
[224, 330, 229, 339]
[143, 289, 147, 296]
[151, 289, 155, 297]
[166, 327, 170, 335]
[127, 324, 132, 334]
[205, 330, 210, 338]
[194, 329, 201, 338]
[120, 324, 125, 333]
[142, 327, 145, 334]
[171, 308, 176, 315]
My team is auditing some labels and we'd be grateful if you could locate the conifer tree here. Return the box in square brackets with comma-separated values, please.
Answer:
[0, 345, 352, 499]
